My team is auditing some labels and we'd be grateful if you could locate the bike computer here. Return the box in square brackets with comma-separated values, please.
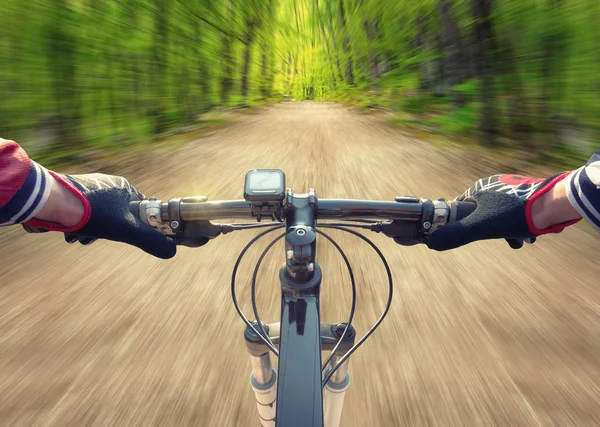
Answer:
[244, 169, 286, 203]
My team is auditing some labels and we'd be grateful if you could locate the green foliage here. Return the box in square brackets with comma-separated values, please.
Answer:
[1, 0, 598, 166]
[453, 80, 480, 104]
[402, 96, 446, 115]
[274, 0, 597, 162]
[0, 0, 279, 158]
[430, 104, 480, 136]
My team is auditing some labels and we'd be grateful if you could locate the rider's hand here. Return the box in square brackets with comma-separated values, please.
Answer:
[23, 173, 176, 259]
[427, 173, 581, 251]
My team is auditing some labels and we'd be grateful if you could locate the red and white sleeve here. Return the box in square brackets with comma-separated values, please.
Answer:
[0, 139, 53, 226]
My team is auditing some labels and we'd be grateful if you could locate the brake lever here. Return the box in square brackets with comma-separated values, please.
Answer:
[170, 220, 225, 247]
[370, 220, 423, 245]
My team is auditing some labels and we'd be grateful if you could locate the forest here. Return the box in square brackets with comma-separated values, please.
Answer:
[1, 0, 598, 165]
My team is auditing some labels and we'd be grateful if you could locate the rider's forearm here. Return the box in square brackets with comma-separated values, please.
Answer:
[0, 138, 86, 228]
[531, 179, 582, 230]
[563, 155, 600, 232]
[34, 175, 85, 227]
[532, 148, 600, 232]
[0, 138, 53, 226]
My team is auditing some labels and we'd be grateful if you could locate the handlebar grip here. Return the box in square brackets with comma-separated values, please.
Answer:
[449, 200, 476, 223]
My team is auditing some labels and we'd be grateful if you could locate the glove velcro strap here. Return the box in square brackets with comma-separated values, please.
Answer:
[525, 171, 581, 235]
[22, 171, 92, 232]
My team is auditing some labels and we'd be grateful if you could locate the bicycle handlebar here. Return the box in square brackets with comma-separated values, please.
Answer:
[129, 194, 478, 245]
[161, 198, 424, 221]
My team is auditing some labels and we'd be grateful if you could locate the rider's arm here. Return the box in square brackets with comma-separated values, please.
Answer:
[1, 138, 55, 225]
[561, 150, 600, 232]
[34, 176, 85, 227]
[0, 138, 175, 258]
[0, 138, 85, 227]
[427, 150, 599, 251]
[531, 178, 582, 230]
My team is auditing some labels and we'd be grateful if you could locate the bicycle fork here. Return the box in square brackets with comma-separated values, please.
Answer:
[244, 321, 356, 427]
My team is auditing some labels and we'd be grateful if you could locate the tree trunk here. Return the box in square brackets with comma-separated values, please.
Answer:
[316, 0, 337, 88]
[49, 0, 80, 147]
[435, 34, 446, 96]
[438, 0, 466, 106]
[540, 0, 564, 137]
[286, 53, 293, 94]
[260, 0, 275, 97]
[220, 32, 233, 104]
[193, 17, 209, 113]
[364, 17, 380, 89]
[292, 54, 298, 95]
[326, 1, 343, 81]
[260, 40, 269, 97]
[339, 0, 354, 85]
[108, 52, 119, 138]
[415, 13, 429, 91]
[220, 2, 234, 104]
[472, 0, 496, 145]
[152, 0, 168, 134]
[132, 55, 142, 116]
[464, 32, 477, 80]
[498, 36, 530, 137]
[240, 25, 254, 99]
[181, 49, 192, 123]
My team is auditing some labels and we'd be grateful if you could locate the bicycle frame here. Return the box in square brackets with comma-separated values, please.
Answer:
[244, 274, 356, 427]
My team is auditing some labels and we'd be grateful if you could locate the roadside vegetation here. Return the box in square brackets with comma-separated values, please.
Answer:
[1, 0, 597, 169]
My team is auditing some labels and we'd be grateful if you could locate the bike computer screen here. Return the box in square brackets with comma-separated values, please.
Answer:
[244, 169, 286, 203]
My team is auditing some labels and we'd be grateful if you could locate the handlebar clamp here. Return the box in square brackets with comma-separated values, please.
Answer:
[139, 198, 173, 234]
[374, 198, 450, 245]
[168, 198, 183, 232]
[431, 199, 450, 231]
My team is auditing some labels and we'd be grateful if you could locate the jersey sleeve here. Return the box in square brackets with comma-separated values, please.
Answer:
[0, 139, 53, 226]
[564, 150, 600, 232]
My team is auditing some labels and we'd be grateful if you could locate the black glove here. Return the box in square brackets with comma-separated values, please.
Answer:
[24, 173, 176, 259]
[427, 173, 580, 251]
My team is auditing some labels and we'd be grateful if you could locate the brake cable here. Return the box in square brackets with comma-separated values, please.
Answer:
[231, 221, 394, 385]
[319, 225, 394, 388]
[315, 229, 357, 372]
[231, 225, 285, 357]
[316, 221, 372, 229]
[249, 228, 360, 364]
[251, 233, 286, 352]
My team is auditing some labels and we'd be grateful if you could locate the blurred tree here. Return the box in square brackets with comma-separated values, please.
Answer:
[152, 0, 169, 134]
[240, 1, 260, 99]
[1, 0, 599, 161]
[438, 0, 466, 106]
[47, 0, 80, 147]
[471, 0, 496, 145]
[338, 0, 354, 86]
[220, 0, 235, 104]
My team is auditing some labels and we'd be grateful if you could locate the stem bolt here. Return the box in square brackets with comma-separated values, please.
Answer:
[287, 250, 294, 260]
[423, 221, 432, 230]
[170, 220, 180, 229]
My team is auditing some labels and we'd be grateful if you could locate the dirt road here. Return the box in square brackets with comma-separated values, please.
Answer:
[1, 103, 600, 427]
